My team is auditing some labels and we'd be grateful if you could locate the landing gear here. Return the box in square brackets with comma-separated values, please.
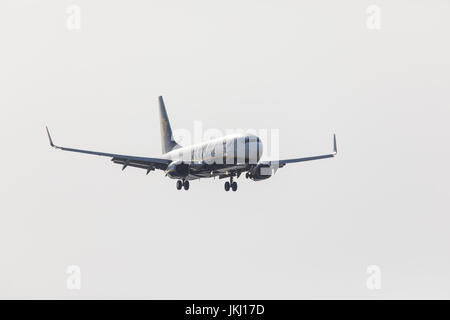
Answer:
[224, 177, 238, 192]
[176, 179, 190, 191]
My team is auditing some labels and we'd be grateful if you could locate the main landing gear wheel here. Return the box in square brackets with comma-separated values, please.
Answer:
[183, 180, 190, 190]
[224, 177, 238, 192]
[176, 180, 183, 190]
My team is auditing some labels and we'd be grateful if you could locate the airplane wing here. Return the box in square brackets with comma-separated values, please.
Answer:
[267, 134, 337, 169]
[46, 127, 171, 173]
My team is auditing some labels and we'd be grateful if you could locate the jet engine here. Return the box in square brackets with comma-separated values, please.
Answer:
[165, 160, 190, 179]
[246, 163, 272, 181]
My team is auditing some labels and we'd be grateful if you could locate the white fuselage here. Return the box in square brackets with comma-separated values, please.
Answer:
[163, 133, 263, 180]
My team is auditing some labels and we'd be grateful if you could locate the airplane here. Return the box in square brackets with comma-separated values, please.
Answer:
[46, 96, 337, 192]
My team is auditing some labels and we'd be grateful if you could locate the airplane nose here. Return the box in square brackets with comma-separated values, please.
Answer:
[244, 136, 263, 164]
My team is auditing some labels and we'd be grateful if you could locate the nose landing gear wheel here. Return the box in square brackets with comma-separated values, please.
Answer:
[183, 180, 190, 190]
[231, 181, 238, 192]
[176, 180, 183, 190]
[224, 181, 230, 192]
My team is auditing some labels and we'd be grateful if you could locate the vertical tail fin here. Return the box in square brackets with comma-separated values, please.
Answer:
[158, 96, 180, 154]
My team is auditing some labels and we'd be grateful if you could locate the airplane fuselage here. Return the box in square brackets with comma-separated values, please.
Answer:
[163, 133, 263, 180]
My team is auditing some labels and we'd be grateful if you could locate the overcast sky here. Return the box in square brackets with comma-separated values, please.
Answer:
[1, 0, 450, 299]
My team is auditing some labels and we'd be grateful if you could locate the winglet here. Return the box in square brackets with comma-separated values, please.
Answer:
[46, 126, 55, 148]
[333, 134, 337, 155]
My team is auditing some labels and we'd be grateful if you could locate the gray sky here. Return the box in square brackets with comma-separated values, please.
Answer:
[1, 0, 450, 299]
